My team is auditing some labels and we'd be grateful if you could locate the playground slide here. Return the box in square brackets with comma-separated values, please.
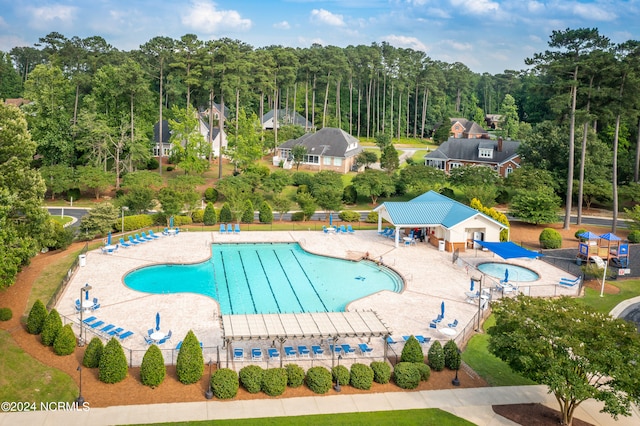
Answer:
[590, 255, 606, 268]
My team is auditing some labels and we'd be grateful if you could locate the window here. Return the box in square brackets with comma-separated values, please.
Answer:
[505, 166, 513, 177]
[449, 162, 462, 169]
[304, 155, 319, 164]
[426, 159, 445, 170]
[479, 148, 493, 158]
[323, 157, 332, 165]
[333, 157, 342, 166]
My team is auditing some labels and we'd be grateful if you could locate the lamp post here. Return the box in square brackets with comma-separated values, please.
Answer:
[473, 276, 483, 332]
[451, 349, 461, 386]
[78, 284, 92, 347]
[205, 359, 213, 399]
[334, 355, 343, 392]
[600, 262, 608, 297]
[121, 206, 129, 236]
[76, 365, 85, 405]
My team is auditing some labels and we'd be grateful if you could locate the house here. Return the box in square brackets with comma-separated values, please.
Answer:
[274, 127, 362, 173]
[262, 109, 313, 131]
[3, 98, 30, 108]
[485, 114, 502, 130]
[449, 118, 489, 139]
[374, 190, 507, 250]
[153, 115, 228, 158]
[424, 137, 520, 178]
[202, 102, 228, 121]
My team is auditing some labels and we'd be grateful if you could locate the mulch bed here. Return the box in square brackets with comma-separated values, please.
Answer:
[493, 403, 594, 426]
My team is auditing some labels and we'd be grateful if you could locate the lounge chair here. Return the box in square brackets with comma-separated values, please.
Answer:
[140, 232, 154, 241]
[165, 330, 172, 341]
[268, 348, 280, 361]
[89, 320, 105, 329]
[347, 225, 355, 234]
[144, 335, 154, 345]
[448, 319, 459, 328]
[403, 335, 426, 344]
[559, 276, 581, 287]
[432, 314, 443, 323]
[157, 336, 168, 344]
[92, 303, 100, 311]
[311, 345, 324, 358]
[119, 237, 132, 248]
[284, 346, 297, 359]
[234, 223, 240, 234]
[175, 341, 182, 350]
[118, 331, 134, 341]
[378, 227, 389, 235]
[251, 348, 263, 361]
[134, 234, 147, 244]
[127, 236, 140, 246]
[341, 344, 356, 356]
[297, 345, 311, 358]
[220, 224, 226, 234]
[148, 230, 160, 239]
[233, 348, 244, 361]
[429, 322, 438, 330]
[329, 344, 343, 356]
[358, 343, 373, 355]
[162, 227, 169, 236]
[82, 316, 97, 325]
[323, 226, 329, 234]
[108, 327, 124, 336]
[148, 328, 154, 336]
[99, 324, 115, 334]
[175, 228, 180, 235]
[386, 336, 398, 345]
[339, 225, 347, 234]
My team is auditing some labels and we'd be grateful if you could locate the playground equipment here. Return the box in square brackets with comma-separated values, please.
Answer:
[576, 232, 628, 267]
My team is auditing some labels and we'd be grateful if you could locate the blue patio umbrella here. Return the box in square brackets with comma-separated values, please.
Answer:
[155, 312, 160, 331]
[329, 212, 333, 227]
[107, 231, 111, 246]
[470, 279, 475, 292]
[441, 301, 445, 318]
[504, 268, 509, 283]
[169, 216, 174, 228]
[84, 283, 90, 300]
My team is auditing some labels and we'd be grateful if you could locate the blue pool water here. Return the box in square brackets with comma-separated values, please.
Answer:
[477, 262, 539, 282]
[124, 243, 403, 314]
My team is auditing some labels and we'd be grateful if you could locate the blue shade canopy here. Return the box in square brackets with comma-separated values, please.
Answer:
[599, 233, 621, 241]
[473, 241, 543, 259]
[578, 231, 600, 240]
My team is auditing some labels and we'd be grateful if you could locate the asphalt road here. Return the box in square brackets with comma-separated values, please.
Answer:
[47, 207, 88, 228]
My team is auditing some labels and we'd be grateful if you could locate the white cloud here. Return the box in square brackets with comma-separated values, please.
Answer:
[441, 39, 473, 52]
[26, 5, 76, 30]
[449, 0, 499, 14]
[0, 16, 7, 28]
[527, 1, 545, 13]
[383, 34, 428, 51]
[571, 3, 617, 21]
[182, 0, 252, 33]
[273, 21, 291, 30]
[310, 9, 345, 27]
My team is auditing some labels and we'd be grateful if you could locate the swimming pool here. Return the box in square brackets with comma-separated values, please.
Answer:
[124, 243, 403, 315]
[477, 262, 539, 282]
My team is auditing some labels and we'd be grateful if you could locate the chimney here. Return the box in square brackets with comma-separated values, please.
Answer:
[497, 137, 503, 152]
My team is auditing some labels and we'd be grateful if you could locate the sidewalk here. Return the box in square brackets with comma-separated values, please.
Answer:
[2, 385, 638, 426]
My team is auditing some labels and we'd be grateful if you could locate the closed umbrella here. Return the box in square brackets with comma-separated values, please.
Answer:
[84, 283, 90, 300]
[329, 213, 333, 227]
[169, 216, 174, 228]
[504, 268, 509, 283]
[155, 312, 161, 331]
[441, 301, 445, 318]
[470, 279, 475, 292]
[107, 232, 111, 246]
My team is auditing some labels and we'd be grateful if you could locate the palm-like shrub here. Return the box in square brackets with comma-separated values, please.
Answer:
[393, 362, 420, 389]
[98, 338, 128, 383]
[370, 361, 392, 384]
[53, 324, 76, 355]
[176, 330, 204, 384]
[331, 365, 350, 386]
[141, 344, 166, 387]
[350, 363, 374, 390]
[539, 228, 562, 249]
[261, 368, 287, 396]
[414, 363, 431, 381]
[305, 366, 332, 394]
[211, 368, 239, 399]
[443, 340, 461, 370]
[40, 308, 62, 346]
[26, 299, 47, 334]
[427, 340, 445, 371]
[400, 335, 424, 363]
[239, 365, 264, 394]
[83, 337, 104, 368]
[0, 307, 12, 321]
[285, 364, 305, 388]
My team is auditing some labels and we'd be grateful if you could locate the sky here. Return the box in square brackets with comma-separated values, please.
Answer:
[1, 0, 639, 75]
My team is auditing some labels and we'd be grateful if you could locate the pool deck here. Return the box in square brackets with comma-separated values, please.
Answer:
[59, 230, 576, 366]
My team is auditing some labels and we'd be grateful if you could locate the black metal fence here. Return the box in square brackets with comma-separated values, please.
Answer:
[47, 243, 89, 310]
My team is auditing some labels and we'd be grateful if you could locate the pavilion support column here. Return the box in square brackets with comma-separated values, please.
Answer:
[278, 337, 286, 369]
[394, 227, 400, 248]
[383, 335, 388, 364]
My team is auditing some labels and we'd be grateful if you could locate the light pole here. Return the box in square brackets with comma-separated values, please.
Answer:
[76, 365, 85, 405]
[121, 206, 129, 236]
[334, 355, 343, 392]
[473, 276, 483, 332]
[451, 349, 461, 386]
[600, 262, 608, 297]
[205, 359, 213, 399]
[78, 284, 92, 347]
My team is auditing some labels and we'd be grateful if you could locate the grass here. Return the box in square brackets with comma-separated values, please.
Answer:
[151, 408, 474, 426]
[0, 330, 78, 405]
[51, 215, 73, 226]
[578, 278, 640, 313]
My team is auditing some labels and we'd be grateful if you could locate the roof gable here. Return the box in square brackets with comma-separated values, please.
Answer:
[277, 127, 361, 158]
[424, 138, 520, 164]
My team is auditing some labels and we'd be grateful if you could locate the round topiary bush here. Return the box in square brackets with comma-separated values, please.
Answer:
[338, 210, 361, 222]
[191, 209, 204, 224]
[204, 187, 218, 203]
[628, 230, 640, 243]
[350, 363, 374, 390]
[285, 363, 305, 388]
[26, 299, 48, 334]
[140, 344, 166, 388]
[331, 365, 350, 387]
[0, 307, 12, 321]
[393, 362, 420, 389]
[239, 365, 264, 394]
[83, 337, 104, 368]
[370, 361, 392, 384]
[443, 340, 461, 371]
[211, 368, 239, 399]
[427, 341, 445, 371]
[261, 368, 287, 397]
[414, 362, 431, 381]
[291, 211, 305, 221]
[365, 211, 378, 223]
[53, 324, 76, 356]
[305, 366, 332, 394]
[98, 338, 128, 383]
[575, 228, 588, 240]
[176, 330, 204, 384]
[400, 335, 424, 363]
[539, 228, 562, 249]
[40, 309, 62, 346]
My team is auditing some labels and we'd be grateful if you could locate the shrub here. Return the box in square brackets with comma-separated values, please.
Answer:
[443, 340, 461, 370]
[83, 337, 104, 368]
[239, 365, 264, 394]
[427, 341, 445, 371]
[393, 362, 420, 389]
[147, 157, 159, 170]
[332, 365, 350, 387]
[211, 368, 239, 399]
[40, 309, 62, 346]
[261, 368, 287, 396]
[414, 362, 431, 381]
[258, 201, 273, 224]
[241, 200, 254, 223]
[370, 361, 391, 384]
[176, 330, 204, 384]
[296, 184, 309, 194]
[65, 188, 81, 201]
[401, 335, 424, 363]
[203, 202, 217, 226]
[219, 203, 233, 223]
[628, 230, 640, 243]
[140, 344, 166, 387]
[166, 166, 174, 172]
[0, 307, 12, 321]
[98, 338, 128, 383]
[26, 299, 48, 334]
[285, 364, 305, 388]
[339, 210, 361, 222]
[53, 324, 76, 355]
[350, 363, 374, 390]
[204, 187, 218, 203]
[342, 185, 357, 204]
[191, 209, 204, 224]
[292, 172, 313, 187]
[539, 228, 562, 249]
[575, 228, 588, 240]
[291, 211, 305, 221]
[172, 215, 192, 227]
[365, 211, 378, 223]
[305, 366, 332, 394]
[116, 214, 154, 233]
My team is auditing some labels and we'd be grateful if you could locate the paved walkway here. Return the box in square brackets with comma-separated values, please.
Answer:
[2, 385, 638, 425]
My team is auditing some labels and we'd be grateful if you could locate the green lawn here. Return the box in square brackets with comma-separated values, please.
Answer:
[51, 215, 74, 226]
[577, 278, 640, 313]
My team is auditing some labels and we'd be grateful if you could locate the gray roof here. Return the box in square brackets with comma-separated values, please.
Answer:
[278, 127, 362, 158]
[450, 118, 488, 136]
[262, 109, 313, 128]
[424, 138, 520, 164]
[153, 120, 171, 144]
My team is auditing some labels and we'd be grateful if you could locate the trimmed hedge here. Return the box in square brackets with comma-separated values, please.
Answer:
[219, 203, 233, 223]
[285, 363, 305, 388]
[365, 211, 378, 223]
[393, 362, 420, 389]
[628, 230, 640, 243]
[258, 201, 273, 224]
[539, 228, 562, 249]
[176, 330, 204, 385]
[332, 365, 350, 386]
[239, 365, 264, 394]
[443, 340, 461, 371]
[400, 335, 424, 363]
[98, 338, 128, 383]
[414, 362, 431, 381]
[116, 214, 153, 233]
[0, 307, 12, 321]
[339, 210, 361, 222]
[40, 309, 62, 346]
[26, 299, 47, 334]
[141, 344, 166, 388]
[241, 200, 254, 223]
[53, 324, 76, 355]
[350, 363, 374, 390]
[305, 366, 332, 394]
[191, 209, 204, 224]
[83, 337, 104, 368]
[428, 341, 445, 371]
[204, 187, 218, 203]
[370, 361, 391, 384]
[203, 202, 217, 226]
[211, 368, 239, 399]
[261, 368, 287, 397]
[291, 211, 305, 221]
